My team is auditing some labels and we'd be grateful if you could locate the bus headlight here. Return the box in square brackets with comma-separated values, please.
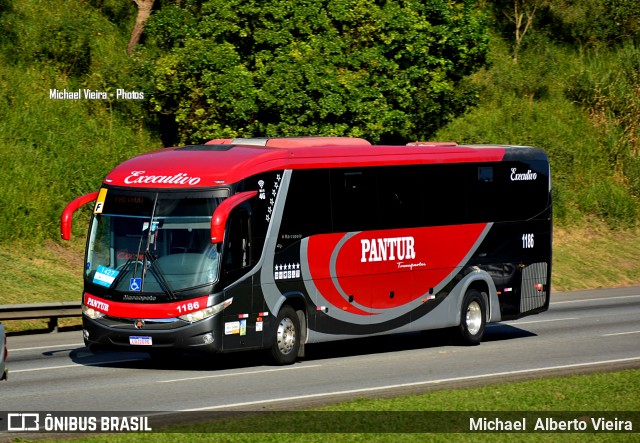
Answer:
[178, 298, 233, 323]
[82, 305, 105, 320]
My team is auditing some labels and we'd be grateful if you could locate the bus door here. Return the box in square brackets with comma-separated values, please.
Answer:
[220, 205, 263, 350]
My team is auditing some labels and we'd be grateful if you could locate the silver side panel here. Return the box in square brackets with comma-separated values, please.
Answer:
[307, 270, 500, 344]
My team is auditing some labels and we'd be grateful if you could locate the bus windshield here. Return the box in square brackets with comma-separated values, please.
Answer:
[85, 188, 228, 295]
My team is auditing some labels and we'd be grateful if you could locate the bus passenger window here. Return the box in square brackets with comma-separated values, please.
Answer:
[331, 169, 378, 232]
[377, 166, 422, 229]
[478, 167, 493, 183]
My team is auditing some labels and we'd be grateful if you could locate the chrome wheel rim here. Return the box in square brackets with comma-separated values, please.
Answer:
[466, 301, 482, 336]
[276, 317, 296, 355]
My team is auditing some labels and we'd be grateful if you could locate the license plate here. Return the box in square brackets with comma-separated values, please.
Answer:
[129, 336, 152, 346]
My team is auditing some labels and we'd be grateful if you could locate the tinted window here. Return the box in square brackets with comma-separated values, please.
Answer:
[331, 168, 378, 232]
[423, 164, 468, 226]
[220, 206, 253, 286]
[239, 171, 283, 261]
[276, 158, 549, 237]
[278, 170, 332, 248]
[500, 160, 550, 221]
[467, 164, 498, 223]
[377, 166, 423, 229]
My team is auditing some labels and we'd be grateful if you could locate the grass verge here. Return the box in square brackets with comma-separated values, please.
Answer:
[552, 222, 640, 291]
[17, 369, 640, 442]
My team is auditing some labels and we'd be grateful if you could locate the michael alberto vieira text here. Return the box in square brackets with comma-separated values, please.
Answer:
[470, 416, 634, 432]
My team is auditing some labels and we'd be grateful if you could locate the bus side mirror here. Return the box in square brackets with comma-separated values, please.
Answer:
[60, 192, 99, 240]
[211, 191, 258, 244]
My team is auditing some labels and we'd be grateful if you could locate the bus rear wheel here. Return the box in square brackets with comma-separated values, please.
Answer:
[458, 289, 486, 345]
[270, 305, 300, 365]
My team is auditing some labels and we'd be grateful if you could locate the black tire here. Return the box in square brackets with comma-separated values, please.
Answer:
[457, 289, 486, 345]
[270, 305, 300, 365]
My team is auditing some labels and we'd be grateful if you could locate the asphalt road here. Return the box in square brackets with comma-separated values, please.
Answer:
[2, 286, 639, 417]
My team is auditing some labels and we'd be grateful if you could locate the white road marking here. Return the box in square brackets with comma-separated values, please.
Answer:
[603, 330, 640, 337]
[159, 364, 322, 383]
[10, 359, 143, 373]
[503, 317, 578, 325]
[179, 356, 640, 412]
[551, 294, 640, 305]
[11, 343, 84, 352]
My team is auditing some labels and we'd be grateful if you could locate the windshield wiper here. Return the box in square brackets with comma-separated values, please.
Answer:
[144, 250, 177, 301]
[109, 258, 136, 289]
[137, 194, 177, 300]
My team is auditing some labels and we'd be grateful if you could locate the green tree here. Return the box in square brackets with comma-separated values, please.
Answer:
[490, 0, 549, 62]
[143, 0, 489, 144]
[493, 0, 640, 48]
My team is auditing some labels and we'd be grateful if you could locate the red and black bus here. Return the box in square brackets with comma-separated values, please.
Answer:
[62, 137, 552, 364]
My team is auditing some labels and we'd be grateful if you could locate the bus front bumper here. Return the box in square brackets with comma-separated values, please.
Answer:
[83, 315, 222, 353]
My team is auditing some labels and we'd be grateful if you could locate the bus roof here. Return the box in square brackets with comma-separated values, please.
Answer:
[103, 137, 542, 188]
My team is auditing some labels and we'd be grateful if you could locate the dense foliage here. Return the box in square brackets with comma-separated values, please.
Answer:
[490, 0, 640, 50]
[141, 0, 489, 144]
[435, 1, 640, 227]
[0, 0, 639, 244]
[0, 0, 160, 242]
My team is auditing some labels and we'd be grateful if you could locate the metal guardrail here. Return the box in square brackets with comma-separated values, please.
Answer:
[0, 302, 81, 332]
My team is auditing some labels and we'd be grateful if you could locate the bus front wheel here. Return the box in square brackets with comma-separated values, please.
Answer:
[270, 305, 301, 365]
[458, 289, 486, 345]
